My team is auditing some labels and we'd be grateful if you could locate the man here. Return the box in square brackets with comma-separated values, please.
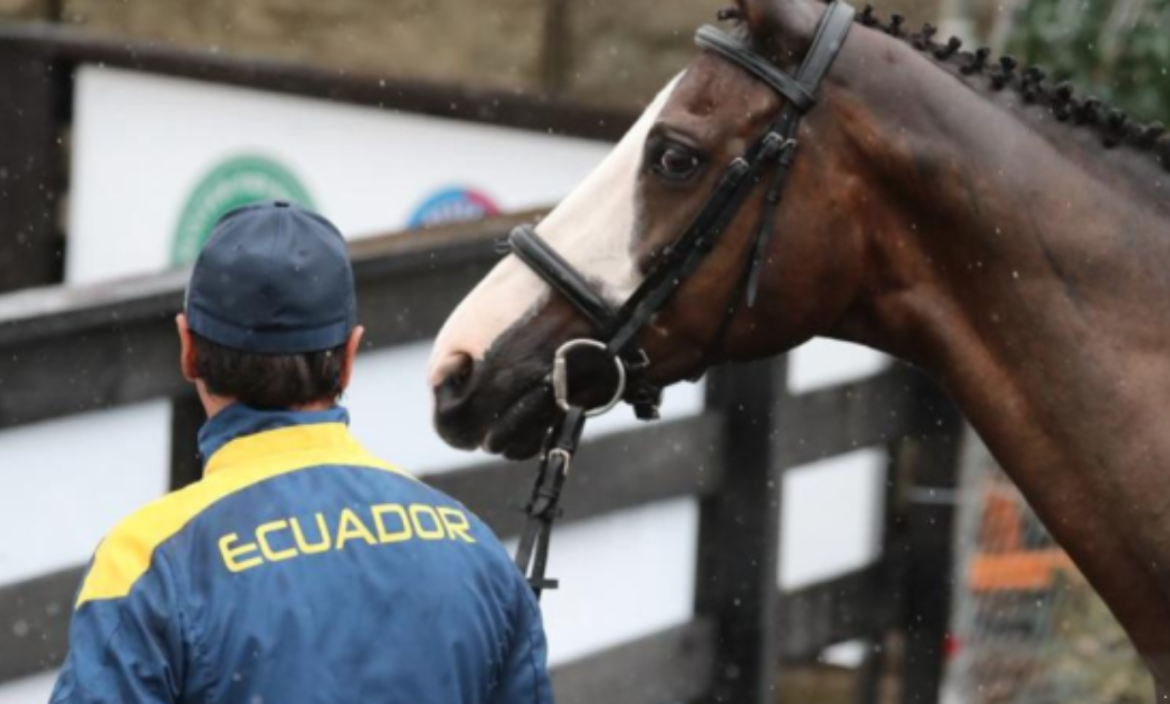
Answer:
[50, 201, 553, 704]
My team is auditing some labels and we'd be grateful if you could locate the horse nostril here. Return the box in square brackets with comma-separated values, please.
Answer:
[434, 351, 476, 396]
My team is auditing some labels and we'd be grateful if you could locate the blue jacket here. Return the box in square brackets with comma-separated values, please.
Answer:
[50, 405, 553, 704]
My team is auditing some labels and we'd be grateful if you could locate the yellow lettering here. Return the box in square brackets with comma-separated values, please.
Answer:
[219, 533, 263, 573]
[410, 504, 445, 540]
[219, 503, 469, 572]
[335, 508, 377, 549]
[371, 504, 413, 543]
[290, 514, 331, 554]
[438, 508, 476, 544]
[256, 520, 298, 562]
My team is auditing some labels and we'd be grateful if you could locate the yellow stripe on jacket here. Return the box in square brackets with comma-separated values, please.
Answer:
[76, 423, 414, 607]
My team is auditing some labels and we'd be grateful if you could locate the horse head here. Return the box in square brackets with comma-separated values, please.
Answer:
[428, 0, 1170, 694]
[429, 0, 874, 459]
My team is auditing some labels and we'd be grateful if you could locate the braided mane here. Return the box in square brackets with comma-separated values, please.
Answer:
[718, 4, 1170, 172]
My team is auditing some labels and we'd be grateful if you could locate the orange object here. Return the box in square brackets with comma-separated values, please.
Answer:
[980, 488, 1024, 553]
[968, 550, 1074, 592]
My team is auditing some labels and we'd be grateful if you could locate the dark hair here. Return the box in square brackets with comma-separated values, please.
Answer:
[191, 333, 347, 409]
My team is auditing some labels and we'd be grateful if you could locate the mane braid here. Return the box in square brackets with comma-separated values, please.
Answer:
[716, 6, 741, 21]
[853, 4, 1170, 172]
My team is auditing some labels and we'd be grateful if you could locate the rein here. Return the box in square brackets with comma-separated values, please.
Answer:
[511, 1, 856, 599]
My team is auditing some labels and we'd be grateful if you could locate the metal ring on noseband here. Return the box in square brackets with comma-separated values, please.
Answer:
[552, 339, 627, 417]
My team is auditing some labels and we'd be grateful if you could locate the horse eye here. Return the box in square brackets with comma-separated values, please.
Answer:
[652, 145, 702, 182]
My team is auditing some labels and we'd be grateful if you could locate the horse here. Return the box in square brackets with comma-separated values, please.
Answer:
[427, 0, 1170, 696]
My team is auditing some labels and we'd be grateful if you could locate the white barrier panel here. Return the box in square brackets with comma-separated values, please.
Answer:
[536, 498, 699, 667]
[780, 447, 888, 591]
[67, 67, 612, 284]
[0, 402, 170, 585]
[0, 672, 56, 704]
[0, 403, 170, 703]
[789, 338, 889, 396]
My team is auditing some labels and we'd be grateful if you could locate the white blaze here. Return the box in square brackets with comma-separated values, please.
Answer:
[427, 75, 684, 386]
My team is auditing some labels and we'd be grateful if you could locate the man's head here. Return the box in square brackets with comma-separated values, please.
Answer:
[175, 201, 363, 414]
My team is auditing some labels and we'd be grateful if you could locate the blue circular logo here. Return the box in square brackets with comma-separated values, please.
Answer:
[408, 187, 500, 229]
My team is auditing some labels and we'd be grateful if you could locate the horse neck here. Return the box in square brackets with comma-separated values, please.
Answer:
[825, 21, 1170, 556]
[814, 30, 1170, 669]
[825, 27, 1169, 413]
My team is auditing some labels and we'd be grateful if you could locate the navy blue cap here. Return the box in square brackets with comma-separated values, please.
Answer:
[185, 201, 357, 355]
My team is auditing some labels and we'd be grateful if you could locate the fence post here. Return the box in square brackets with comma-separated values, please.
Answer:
[170, 394, 206, 490]
[898, 372, 964, 704]
[853, 434, 913, 704]
[0, 37, 66, 293]
[694, 357, 785, 704]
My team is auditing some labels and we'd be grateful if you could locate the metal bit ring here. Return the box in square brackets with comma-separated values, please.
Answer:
[551, 339, 627, 418]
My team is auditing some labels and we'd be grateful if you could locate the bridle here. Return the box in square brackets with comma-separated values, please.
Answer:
[511, 1, 856, 598]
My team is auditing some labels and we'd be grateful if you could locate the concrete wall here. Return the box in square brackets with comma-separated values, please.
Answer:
[0, 0, 947, 106]
[0, 0, 48, 20]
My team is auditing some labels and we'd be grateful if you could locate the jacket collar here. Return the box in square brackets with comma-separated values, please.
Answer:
[198, 404, 351, 472]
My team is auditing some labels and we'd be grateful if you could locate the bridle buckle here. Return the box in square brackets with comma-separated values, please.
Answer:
[545, 448, 574, 477]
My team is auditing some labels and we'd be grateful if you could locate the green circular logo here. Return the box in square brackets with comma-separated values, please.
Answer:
[172, 155, 315, 266]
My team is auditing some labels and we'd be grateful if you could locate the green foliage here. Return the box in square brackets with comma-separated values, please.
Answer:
[1039, 571, 1149, 704]
[1008, 0, 1170, 123]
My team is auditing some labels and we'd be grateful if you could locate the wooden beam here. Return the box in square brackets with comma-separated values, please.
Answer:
[429, 413, 723, 540]
[0, 214, 521, 430]
[694, 359, 784, 704]
[552, 619, 715, 704]
[0, 25, 635, 143]
[0, 38, 65, 292]
[0, 566, 80, 683]
[854, 437, 909, 704]
[897, 376, 964, 704]
[1, 572, 718, 699]
[777, 367, 916, 469]
[169, 394, 205, 490]
[539, 0, 574, 95]
[776, 564, 896, 663]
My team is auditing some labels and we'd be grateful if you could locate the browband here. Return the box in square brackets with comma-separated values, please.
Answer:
[695, 26, 817, 113]
[694, 0, 855, 114]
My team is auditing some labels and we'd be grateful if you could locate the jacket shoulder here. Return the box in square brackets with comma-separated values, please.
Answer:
[76, 441, 413, 607]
